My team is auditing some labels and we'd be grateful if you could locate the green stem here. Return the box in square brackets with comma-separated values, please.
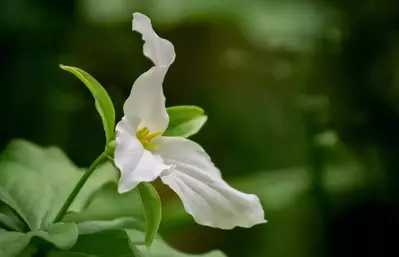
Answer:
[53, 152, 108, 223]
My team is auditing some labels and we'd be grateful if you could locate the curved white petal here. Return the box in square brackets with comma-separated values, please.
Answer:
[118, 150, 167, 194]
[123, 12, 175, 133]
[115, 117, 168, 193]
[133, 12, 175, 67]
[161, 163, 266, 229]
[154, 136, 221, 178]
[115, 117, 143, 176]
[123, 66, 169, 133]
[156, 137, 266, 229]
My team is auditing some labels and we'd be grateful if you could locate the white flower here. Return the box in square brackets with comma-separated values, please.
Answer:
[115, 12, 266, 229]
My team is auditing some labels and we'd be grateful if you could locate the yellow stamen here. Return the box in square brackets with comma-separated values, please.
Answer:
[136, 126, 162, 150]
[144, 131, 162, 141]
[144, 144, 158, 151]
[136, 127, 149, 138]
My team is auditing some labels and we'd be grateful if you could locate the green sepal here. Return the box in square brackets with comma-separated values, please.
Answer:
[136, 183, 162, 248]
[164, 106, 207, 138]
[60, 65, 116, 144]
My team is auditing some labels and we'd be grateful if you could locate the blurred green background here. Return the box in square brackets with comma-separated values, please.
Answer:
[1, 0, 399, 256]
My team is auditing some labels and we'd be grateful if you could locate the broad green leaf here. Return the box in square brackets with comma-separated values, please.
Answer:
[137, 183, 162, 248]
[70, 229, 136, 257]
[131, 246, 146, 257]
[52, 218, 144, 257]
[48, 252, 93, 257]
[76, 218, 144, 235]
[126, 230, 226, 257]
[0, 203, 26, 231]
[0, 140, 118, 230]
[164, 106, 207, 138]
[65, 183, 161, 249]
[60, 65, 115, 143]
[53, 228, 225, 257]
[64, 184, 142, 223]
[0, 222, 78, 257]
[0, 213, 16, 231]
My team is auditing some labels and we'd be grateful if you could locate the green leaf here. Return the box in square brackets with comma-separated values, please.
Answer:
[126, 230, 226, 257]
[53, 228, 225, 257]
[76, 218, 144, 235]
[0, 202, 26, 231]
[131, 246, 146, 257]
[0, 213, 16, 231]
[52, 218, 144, 257]
[70, 218, 143, 257]
[48, 252, 94, 257]
[0, 222, 78, 257]
[164, 106, 207, 138]
[48, 218, 225, 257]
[0, 140, 118, 230]
[60, 65, 115, 143]
[137, 183, 162, 248]
[64, 184, 142, 223]
[66, 182, 161, 249]
[70, 229, 136, 257]
[48, 218, 143, 257]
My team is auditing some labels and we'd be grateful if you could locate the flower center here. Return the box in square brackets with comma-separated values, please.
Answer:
[136, 127, 162, 150]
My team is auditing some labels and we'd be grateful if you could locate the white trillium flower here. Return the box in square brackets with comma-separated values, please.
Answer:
[115, 12, 266, 229]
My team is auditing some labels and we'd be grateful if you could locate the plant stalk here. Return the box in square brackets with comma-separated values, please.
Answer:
[53, 152, 108, 223]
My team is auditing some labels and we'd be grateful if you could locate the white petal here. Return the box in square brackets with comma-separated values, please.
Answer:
[118, 150, 167, 194]
[115, 117, 168, 193]
[123, 66, 169, 133]
[161, 163, 266, 229]
[154, 136, 221, 178]
[115, 117, 143, 176]
[155, 136, 266, 228]
[133, 12, 175, 67]
[124, 12, 174, 133]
